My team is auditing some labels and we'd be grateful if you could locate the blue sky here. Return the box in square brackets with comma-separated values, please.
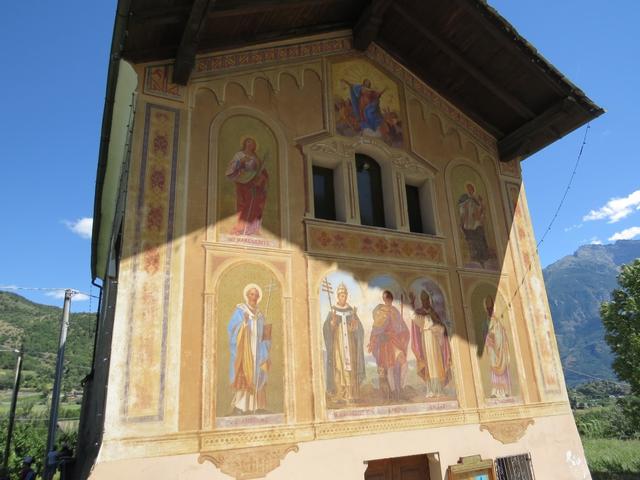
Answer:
[0, 1, 638, 311]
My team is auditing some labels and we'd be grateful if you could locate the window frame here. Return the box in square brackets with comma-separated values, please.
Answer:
[304, 138, 438, 236]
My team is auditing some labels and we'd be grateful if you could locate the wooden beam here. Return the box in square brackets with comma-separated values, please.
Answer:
[451, 0, 568, 97]
[195, 21, 353, 54]
[353, 0, 393, 51]
[392, 3, 536, 121]
[173, 0, 215, 85]
[130, 5, 190, 26]
[207, 0, 339, 19]
[376, 38, 505, 139]
[498, 97, 576, 161]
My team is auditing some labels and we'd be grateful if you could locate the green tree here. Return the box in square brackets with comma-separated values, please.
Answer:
[601, 259, 640, 395]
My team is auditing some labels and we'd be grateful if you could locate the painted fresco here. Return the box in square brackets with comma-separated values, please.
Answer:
[470, 283, 520, 403]
[506, 182, 562, 394]
[217, 115, 280, 247]
[451, 165, 499, 270]
[319, 271, 456, 413]
[331, 58, 403, 147]
[215, 262, 284, 426]
[408, 277, 455, 399]
[124, 104, 180, 421]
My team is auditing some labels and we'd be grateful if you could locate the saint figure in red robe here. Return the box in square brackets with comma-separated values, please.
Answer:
[225, 137, 269, 236]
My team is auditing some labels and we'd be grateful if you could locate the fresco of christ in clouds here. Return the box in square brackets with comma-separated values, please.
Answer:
[332, 59, 403, 147]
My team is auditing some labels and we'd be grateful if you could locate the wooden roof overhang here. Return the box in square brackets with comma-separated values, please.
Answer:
[92, 0, 603, 278]
[119, 0, 603, 161]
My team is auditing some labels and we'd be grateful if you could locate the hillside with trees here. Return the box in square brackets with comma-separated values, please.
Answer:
[0, 291, 96, 396]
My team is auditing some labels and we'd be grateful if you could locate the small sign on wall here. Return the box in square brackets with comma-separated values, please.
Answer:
[447, 455, 496, 480]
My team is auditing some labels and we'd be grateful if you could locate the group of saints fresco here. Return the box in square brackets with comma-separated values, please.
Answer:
[218, 58, 514, 417]
[225, 273, 513, 417]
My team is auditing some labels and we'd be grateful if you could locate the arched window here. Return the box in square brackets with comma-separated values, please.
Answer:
[355, 154, 385, 227]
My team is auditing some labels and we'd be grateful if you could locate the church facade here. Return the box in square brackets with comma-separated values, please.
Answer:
[77, 2, 603, 479]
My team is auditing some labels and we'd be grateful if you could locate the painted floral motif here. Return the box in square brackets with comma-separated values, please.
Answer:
[144, 65, 184, 100]
[150, 168, 166, 192]
[125, 104, 179, 421]
[143, 247, 161, 274]
[146, 206, 164, 232]
[308, 226, 444, 264]
[505, 183, 561, 395]
[195, 37, 350, 76]
[153, 134, 169, 156]
[499, 158, 521, 178]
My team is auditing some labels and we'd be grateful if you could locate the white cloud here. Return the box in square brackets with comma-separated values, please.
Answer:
[608, 226, 640, 241]
[589, 237, 603, 245]
[45, 290, 90, 302]
[564, 223, 583, 232]
[64, 217, 93, 239]
[583, 190, 640, 223]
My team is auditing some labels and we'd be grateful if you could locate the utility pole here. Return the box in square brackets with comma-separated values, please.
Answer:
[2, 344, 24, 472]
[44, 289, 73, 479]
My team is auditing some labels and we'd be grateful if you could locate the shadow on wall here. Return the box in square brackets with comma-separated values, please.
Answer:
[103, 71, 562, 433]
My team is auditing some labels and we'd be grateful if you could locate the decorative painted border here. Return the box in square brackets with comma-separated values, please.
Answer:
[305, 220, 446, 265]
[194, 37, 352, 78]
[98, 402, 570, 461]
[123, 104, 180, 422]
[499, 158, 521, 178]
[367, 43, 497, 155]
[503, 182, 563, 397]
[144, 64, 185, 101]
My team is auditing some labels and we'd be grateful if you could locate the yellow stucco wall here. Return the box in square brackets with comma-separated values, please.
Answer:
[92, 31, 587, 480]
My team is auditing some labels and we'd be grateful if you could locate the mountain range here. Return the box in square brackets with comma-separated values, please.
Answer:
[543, 239, 640, 386]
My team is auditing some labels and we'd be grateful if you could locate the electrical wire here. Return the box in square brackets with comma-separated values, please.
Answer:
[501, 124, 591, 314]
[0, 285, 100, 300]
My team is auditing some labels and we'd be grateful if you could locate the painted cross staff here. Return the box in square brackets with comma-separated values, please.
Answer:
[254, 281, 277, 414]
[321, 278, 334, 311]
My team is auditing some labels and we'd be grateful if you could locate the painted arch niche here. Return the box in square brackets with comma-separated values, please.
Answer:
[469, 282, 521, 404]
[449, 164, 499, 270]
[216, 114, 281, 247]
[319, 270, 457, 416]
[215, 261, 285, 427]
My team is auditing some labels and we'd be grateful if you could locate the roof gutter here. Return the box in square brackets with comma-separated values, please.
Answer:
[91, 0, 133, 281]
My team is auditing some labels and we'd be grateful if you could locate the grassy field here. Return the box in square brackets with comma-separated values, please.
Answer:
[583, 439, 640, 479]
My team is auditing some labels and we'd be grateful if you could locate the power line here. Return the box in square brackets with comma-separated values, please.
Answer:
[564, 366, 628, 386]
[501, 124, 591, 315]
[0, 285, 99, 300]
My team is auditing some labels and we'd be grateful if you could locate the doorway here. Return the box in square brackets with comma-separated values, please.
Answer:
[365, 454, 431, 480]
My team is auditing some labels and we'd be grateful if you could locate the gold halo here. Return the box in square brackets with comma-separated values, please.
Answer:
[239, 135, 259, 152]
[243, 283, 263, 304]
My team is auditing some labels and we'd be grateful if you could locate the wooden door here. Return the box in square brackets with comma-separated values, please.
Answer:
[365, 454, 430, 480]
